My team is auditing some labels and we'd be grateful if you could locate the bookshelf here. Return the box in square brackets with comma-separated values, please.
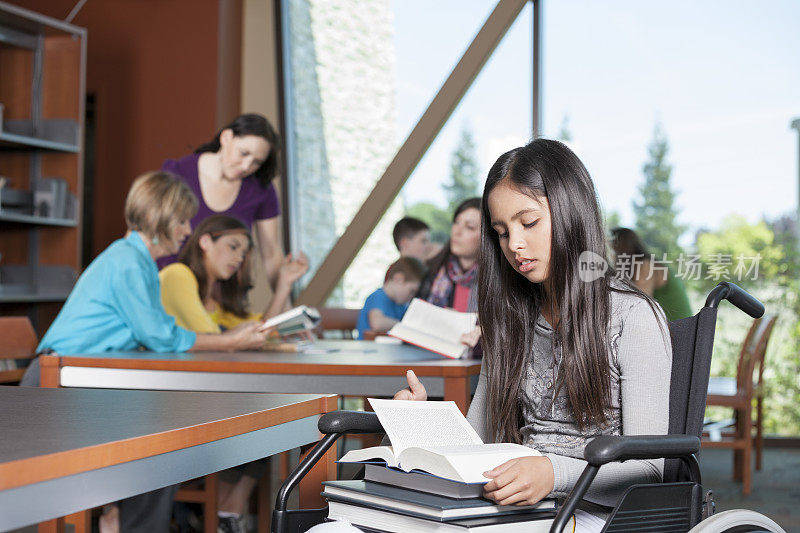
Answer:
[0, 1, 86, 333]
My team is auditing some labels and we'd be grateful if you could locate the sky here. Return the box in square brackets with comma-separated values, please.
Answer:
[390, 0, 800, 238]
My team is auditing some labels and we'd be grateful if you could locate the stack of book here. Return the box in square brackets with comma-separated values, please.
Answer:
[327, 399, 557, 532]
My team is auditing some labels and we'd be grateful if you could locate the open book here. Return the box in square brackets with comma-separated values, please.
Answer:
[257, 305, 321, 335]
[339, 399, 541, 483]
[388, 298, 478, 359]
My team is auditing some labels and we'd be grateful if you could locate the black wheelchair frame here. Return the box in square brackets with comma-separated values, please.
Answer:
[272, 282, 780, 533]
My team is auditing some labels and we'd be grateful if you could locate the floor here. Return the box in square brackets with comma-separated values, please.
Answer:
[699, 446, 800, 531]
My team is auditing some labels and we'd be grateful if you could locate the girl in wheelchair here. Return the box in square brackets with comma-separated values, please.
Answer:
[392, 138, 673, 532]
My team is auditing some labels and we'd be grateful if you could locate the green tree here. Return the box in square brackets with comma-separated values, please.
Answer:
[633, 124, 686, 259]
[406, 201, 451, 244]
[443, 125, 481, 212]
[694, 215, 783, 293]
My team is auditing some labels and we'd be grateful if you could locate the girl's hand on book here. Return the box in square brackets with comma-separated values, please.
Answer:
[227, 321, 272, 350]
[459, 326, 482, 348]
[392, 369, 427, 401]
[481, 456, 555, 506]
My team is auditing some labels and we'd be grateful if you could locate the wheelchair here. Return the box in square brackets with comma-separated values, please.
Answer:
[272, 282, 786, 533]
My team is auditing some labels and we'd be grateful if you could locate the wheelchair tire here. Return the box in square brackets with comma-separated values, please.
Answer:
[688, 509, 786, 533]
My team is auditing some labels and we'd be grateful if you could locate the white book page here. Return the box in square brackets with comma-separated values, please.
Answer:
[429, 443, 542, 483]
[387, 323, 466, 358]
[338, 445, 398, 467]
[368, 399, 482, 457]
[397, 299, 477, 344]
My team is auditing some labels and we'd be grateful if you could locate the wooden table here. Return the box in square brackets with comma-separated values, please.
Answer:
[40, 340, 482, 413]
[0, 387, 336, 532]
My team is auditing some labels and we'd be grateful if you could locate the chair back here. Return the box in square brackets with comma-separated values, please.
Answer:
[736, 315, 777, 396]
[664, 306, 719, 482]
[318, 307, 360, 339]
[0, 316, 39, 383]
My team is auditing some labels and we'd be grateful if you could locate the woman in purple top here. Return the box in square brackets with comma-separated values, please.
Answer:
[160, 113, 303, 289]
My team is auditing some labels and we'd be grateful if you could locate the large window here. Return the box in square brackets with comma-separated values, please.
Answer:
[542, 0, 800, 435]
[282, 0, 531, 307]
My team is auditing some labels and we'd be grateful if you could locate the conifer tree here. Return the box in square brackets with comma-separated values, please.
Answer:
[633, 124, 686, 259]
[443, 125, 481, 212]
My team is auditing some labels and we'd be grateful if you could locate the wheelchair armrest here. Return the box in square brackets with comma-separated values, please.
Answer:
[584, 434, 700, 466]
[318, 410, 383, 435]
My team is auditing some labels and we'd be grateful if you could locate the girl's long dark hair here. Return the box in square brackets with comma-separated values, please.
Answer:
[195, 113, 281, 188]
[178, 215, 254, 318]
[478, 139, 615, 442]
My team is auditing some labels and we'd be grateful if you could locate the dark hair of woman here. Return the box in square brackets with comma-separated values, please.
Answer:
[195, 113, 282, 188]
[609, 227, 651, 281]
[478, 139, 655, 441]
[177, 214, 254, 318]
[610, 227, 650, 257]
[425, 197, 482, 274]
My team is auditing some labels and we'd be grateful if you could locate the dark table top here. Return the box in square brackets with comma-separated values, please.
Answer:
[0, 386, 332, 491]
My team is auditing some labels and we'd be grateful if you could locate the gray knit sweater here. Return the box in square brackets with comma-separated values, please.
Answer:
[466, 289, 672, 507]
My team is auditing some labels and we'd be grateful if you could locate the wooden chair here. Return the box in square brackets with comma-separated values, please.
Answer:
[703, 314, 777, 495]
[0, 316, 38, 384]
[318, 307, 360, 339]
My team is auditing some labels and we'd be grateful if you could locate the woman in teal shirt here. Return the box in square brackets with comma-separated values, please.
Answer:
[21, 170, 271, 533]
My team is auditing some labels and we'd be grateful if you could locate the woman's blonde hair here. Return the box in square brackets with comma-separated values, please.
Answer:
[124, 171, 198, 245]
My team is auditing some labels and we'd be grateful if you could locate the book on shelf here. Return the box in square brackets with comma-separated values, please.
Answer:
[322, 480, 555, 521]
[388, 298, 477, 359]
[257, 305, 321, 335]
[326, 501, 556, 533]
[339, 399, 541, 484]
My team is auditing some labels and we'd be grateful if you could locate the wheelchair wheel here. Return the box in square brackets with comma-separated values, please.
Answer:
[688, 509, 786, 533]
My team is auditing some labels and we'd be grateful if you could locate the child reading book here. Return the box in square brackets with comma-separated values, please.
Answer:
[356, 257, 427, 339]
[393, 139, 672, 532]
[160, 214, 308, 333]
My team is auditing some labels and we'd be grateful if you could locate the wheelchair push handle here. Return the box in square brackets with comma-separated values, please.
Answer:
[704, 281, 764, 318]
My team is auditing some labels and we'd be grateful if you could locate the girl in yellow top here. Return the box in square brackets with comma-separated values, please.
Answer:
[159, 214, 308, 530]
[160, 214, 308, 333]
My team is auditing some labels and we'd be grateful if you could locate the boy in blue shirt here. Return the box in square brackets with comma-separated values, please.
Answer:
[357, 257, 426, 339]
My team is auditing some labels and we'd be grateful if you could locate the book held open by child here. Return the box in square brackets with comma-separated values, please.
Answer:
[339, 399, 542, 484]
[257, 305, 321, 336]
[387, 298, 478, 359]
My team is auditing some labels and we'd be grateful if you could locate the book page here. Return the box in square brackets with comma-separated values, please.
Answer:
[426, 443, 542, 483]
[398, 299, 477, 344]
[338, 445, 398, 467]
[388, 323, 466, 359]
[368, 399, 482, 457]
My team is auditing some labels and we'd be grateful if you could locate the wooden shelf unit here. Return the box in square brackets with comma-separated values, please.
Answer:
[0, 1, 86, 334]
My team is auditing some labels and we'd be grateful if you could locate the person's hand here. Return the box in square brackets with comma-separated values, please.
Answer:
[277, 252, 310, 287]
[392, 369, 427, 401]
[459, 326, 482, 348]
[482, 456, 555, 506]
[226, 321, 271, 350]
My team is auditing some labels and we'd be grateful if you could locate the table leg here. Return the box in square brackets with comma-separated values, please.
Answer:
[298, 396, 339, 508]
[444, 376, 471, 415]
[37, 517, 64, 533]
[39, 355, 61, 388]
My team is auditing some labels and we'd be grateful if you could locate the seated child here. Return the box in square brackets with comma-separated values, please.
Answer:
[393, 216, 434, 261]
[357, 257, 426, 339]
